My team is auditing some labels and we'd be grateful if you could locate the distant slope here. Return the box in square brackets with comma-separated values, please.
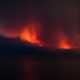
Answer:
[0, 36, 80, 57]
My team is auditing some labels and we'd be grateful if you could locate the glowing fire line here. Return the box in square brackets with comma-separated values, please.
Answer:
[19, 22, 43, 47]
[0, 21, 78, 49]
[58, 37, 71, 49]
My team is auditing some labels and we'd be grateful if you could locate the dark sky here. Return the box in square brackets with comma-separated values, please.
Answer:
[0, 0, 79, 26]
[0, 0, 64, 26]
[0, 0, 56, 34]
[0, 0, 80, 45]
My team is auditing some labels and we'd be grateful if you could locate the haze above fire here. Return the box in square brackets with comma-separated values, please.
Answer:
[0, 19, 78, 49]
[0, 0, 80, 49]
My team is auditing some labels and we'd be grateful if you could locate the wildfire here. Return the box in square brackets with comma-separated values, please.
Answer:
[58, 38, 71, 49]
[58, 32, 72, 49]
[19, 21, 43, 47]
[0, 20, 79, 49]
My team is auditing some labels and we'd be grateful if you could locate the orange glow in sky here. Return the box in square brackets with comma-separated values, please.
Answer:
[19, 21, 43, 47]
[0, 20, 77, 49]
[58, 34, 72, 49]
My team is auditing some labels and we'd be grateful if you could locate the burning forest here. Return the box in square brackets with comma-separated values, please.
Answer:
[0, 0, 80, 50]
[0, 18, 80, 50]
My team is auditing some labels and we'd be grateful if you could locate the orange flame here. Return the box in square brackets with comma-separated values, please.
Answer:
[0, 20, 79, 49]
[19, 21, 43, 47]
[58, 32, 72, 49]
[58, 38, 71, 49]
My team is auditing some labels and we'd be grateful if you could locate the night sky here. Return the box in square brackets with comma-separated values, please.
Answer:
[0, 1, 79, 28]
[0, 1, 80, 79]
[0, 0, 80, 47]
